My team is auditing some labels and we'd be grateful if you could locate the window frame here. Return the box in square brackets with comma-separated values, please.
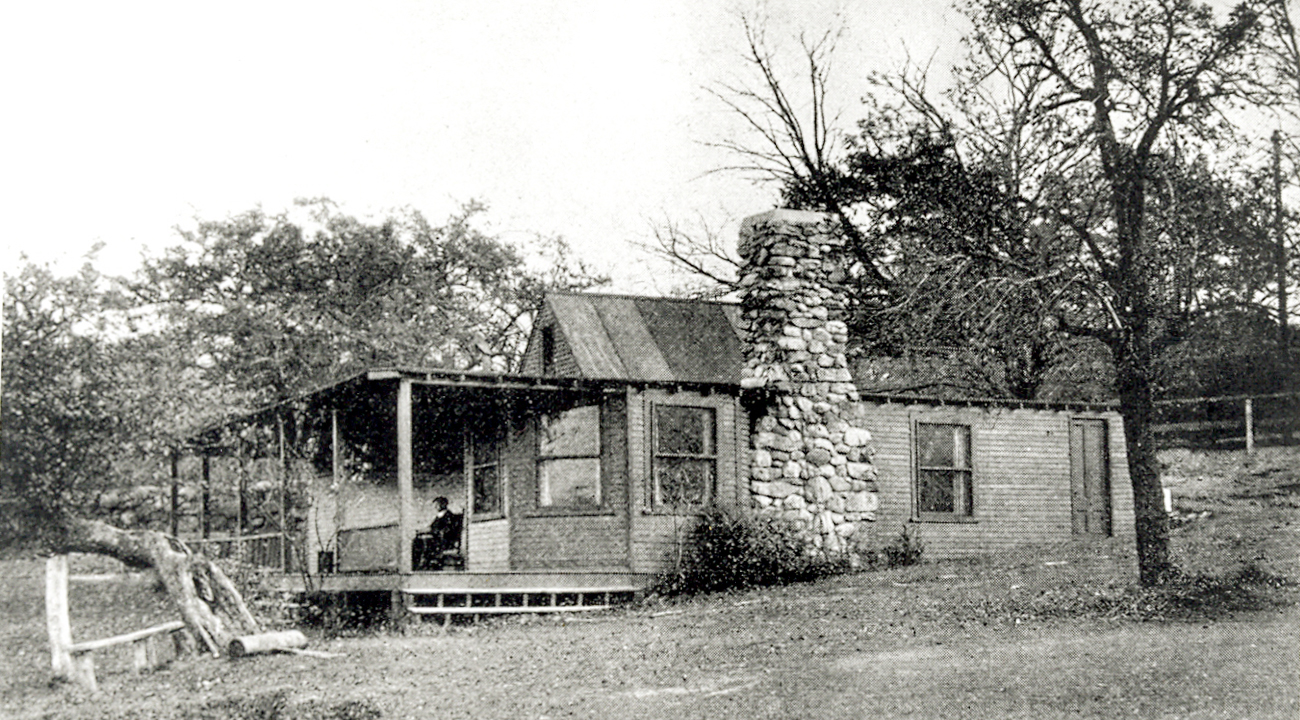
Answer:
[540, 325, 556, 375]
[468, 427, 505, 521]
[648, 403, 718, 513]
[533, 402, 607, 515]
[911, 420, 975, 522]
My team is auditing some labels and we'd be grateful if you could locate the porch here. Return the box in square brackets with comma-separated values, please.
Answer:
[183, 368, 656, 616]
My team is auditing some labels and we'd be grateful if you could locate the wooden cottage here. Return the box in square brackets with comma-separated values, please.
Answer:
[182, 209, 1136, 616]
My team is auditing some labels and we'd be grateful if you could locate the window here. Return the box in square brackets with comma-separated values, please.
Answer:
[652, 405, 716, 510]
[541, 326, 555, 374]
[471, 431, 503, 518]
[538, 404, 601, 508]
[914, 423, 973, 519]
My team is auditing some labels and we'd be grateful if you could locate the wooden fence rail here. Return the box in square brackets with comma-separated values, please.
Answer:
[1153, 392, 1299, 452]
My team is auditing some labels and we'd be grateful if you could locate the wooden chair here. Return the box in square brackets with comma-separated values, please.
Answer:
[414, 513, 463, 570]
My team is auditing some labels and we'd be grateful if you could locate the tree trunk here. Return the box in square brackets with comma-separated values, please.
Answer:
[51, 517, 260, 656]
[1111, 166, 1173, 586]
[1114, 351, 1173, 585]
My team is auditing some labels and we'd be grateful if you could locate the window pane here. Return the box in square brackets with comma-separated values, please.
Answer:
[473, 463, 500, 516]
[953, 427, 970, 470]
[957, 470, 973, 515]
[539, 405, 600, 457]
[917, 469, 955, 513]
[918, 424, 971, 470]
[917, 424, 953, 467]
[473, 435, 498, 466]
[655, 406, 714, 456]
[654, 457, 713, 506]
[539, 458, 601, 507]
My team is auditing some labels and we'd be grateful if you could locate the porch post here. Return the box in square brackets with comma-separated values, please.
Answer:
[332, 408, 343, 568]
[397, 379, 414, 574]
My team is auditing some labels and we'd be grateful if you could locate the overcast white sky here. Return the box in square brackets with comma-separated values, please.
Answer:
[2, 1, 966, 292]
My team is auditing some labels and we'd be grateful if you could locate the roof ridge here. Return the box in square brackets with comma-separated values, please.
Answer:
[546, 290, 738, 305]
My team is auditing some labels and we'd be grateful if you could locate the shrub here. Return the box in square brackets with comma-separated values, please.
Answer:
[188, 690, 384, 720]
[879, 524, 924, 568]
[652, 507, 849, 596]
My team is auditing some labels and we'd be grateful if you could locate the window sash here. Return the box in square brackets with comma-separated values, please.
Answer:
[472, 459, 501, 517]
[470, 429, 503, 518]
[651, 405, 716, 510]
[914, 423, 973, 519]
[537, 404, 602, 509]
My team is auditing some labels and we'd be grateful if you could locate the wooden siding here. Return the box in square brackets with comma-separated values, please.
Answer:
[859, 401, 1134, 558]
[628, 388, 747, 575]
[304, 474, 337, 573]
[520, 303, 581, 377]
[467, 519, 509, 571]
[510, 392, 631, 571]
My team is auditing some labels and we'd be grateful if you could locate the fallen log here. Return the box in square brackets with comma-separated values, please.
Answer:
[228, 630, 308, 658]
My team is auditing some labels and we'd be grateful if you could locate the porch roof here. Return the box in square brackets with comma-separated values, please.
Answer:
[185, 365, 741, 451]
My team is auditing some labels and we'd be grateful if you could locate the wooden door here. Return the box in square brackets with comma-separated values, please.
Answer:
[1069, 419, 1111, 536]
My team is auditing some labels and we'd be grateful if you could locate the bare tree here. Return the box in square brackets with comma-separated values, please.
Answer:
[981, 0, 1268, 584]
[639, 213, 743, 298]
[697, 1, 1273, 585]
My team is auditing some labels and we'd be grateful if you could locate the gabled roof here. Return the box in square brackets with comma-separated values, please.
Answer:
[542, 292, 745, 384]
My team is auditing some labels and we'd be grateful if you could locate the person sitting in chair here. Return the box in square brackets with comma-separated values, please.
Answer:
[427, 496, 462, 557]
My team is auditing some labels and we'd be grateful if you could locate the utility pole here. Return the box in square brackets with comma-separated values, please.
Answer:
[1275, 131, 1289, 370]
[1275, 130, 1292, 445]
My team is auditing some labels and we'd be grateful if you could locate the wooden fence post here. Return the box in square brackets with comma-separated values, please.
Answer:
[45, 555, 71, 678]
[1245, 398, 1254, 455]
[170, 451, 180, 537]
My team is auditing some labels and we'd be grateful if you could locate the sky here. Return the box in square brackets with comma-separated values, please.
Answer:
[1, 1, 967, 293]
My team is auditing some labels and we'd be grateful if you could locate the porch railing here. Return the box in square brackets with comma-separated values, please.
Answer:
[191, 532, 287, 571]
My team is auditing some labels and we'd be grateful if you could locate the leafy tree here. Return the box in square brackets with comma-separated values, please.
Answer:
[2, 260, 122, 528]
[3, 200, 608, 652]
[2, 258, 260, 652]
[134, 199, 606, 407]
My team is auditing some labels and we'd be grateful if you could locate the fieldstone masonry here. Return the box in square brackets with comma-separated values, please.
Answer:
[738, 209, 879, 553]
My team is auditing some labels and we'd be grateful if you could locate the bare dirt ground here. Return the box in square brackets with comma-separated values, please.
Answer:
[2, 446, 1297, 720]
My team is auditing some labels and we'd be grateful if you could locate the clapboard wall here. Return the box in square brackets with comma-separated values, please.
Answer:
[508, 392, 631, 571]
[627, 387, 749, 575]
[858, 400, 1135, 557]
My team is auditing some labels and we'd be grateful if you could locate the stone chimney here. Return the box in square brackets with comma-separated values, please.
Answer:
[737, 209, 878, 552]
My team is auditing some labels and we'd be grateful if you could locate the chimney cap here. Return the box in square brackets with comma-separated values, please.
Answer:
[740, 208, 838, 231]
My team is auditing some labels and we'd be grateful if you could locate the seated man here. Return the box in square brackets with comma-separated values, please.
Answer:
[426, 496, 463, 559]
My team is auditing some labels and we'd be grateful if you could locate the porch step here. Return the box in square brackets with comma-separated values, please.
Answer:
[402, 587, 636, 616]
[407, 605, 610, 615]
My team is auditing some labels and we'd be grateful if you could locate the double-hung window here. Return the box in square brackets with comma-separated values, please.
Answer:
[651, 405, 716, 510]
[537, 404, 601, 508]
[914, 422, 973, 520]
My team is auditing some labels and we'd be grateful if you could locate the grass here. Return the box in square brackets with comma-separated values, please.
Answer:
[2, 446, 1298, 719]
